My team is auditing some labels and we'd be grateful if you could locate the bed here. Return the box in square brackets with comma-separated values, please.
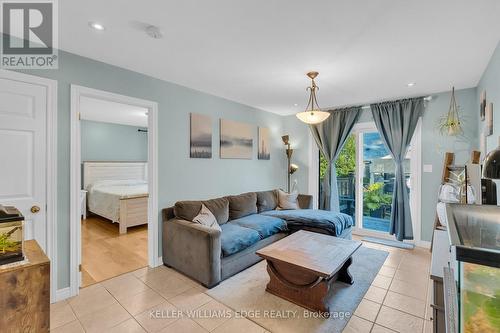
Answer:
[83, 162, 148, 234]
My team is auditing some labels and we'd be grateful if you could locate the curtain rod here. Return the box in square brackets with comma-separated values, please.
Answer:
[359, 95, 433, 110]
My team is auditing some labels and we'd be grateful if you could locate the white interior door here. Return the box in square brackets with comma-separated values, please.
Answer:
[0, 75, 47, 251]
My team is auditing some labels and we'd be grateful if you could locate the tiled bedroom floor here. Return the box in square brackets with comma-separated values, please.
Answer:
[50, 236, 432, 333]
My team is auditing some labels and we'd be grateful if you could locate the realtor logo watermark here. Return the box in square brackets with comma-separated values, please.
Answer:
[1, 0, 58, 69]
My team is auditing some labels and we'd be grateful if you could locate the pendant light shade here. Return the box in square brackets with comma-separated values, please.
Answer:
[296, 71, 330, 125]
[296, 110, 330, 124]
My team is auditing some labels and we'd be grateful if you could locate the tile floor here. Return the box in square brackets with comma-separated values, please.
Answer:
[51, 236, 432, 333]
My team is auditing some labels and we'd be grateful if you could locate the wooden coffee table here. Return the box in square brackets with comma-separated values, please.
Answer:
[256, 230, 361, 312]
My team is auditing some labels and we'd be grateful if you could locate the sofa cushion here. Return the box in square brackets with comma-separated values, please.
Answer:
[261, 209, 353, 236]
[256, 190, 278, 213]
[231, 214, 287, 239]
[220, 223, 261, 257]
[226, 192, 257, 220]
[174, 197, 229, 225]
[192, 204, 222, 231]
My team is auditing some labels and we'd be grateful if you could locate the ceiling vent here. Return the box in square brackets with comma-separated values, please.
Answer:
[146, 25, 163, 39]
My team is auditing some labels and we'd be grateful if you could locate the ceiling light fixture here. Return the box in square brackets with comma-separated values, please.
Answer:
[407, 82, 416, 87]
[89, 22, 105, 31]
[295, 72, 330, 125]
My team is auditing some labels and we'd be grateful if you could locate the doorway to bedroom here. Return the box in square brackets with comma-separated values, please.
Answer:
[70, 86, 159, 294]
[79, 97, 149, 287]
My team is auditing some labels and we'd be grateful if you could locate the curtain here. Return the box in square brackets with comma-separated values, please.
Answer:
[370, 97, 424, 241]
[310, 107, 361, 211]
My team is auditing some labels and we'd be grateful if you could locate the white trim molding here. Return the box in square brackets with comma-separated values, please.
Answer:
[70, 85, 160, 298]
[55, 287, 71, 302]
[0, 70, 58, 303]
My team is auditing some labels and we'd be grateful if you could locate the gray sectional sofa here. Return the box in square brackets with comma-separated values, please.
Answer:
[162, 190, 353, 288]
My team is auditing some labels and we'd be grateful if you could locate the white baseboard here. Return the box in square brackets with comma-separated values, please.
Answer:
[156, 256, 163, 267]
[54, 287, 71, 303]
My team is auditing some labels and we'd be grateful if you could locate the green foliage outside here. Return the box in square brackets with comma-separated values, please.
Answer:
[363, 182, 392, 215]
[319, 135, 356, 179]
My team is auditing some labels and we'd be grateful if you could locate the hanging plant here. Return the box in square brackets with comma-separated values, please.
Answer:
[438, 87, 464, 136]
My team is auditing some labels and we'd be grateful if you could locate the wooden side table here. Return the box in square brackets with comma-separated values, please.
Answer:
[0, 240, 50, 333]
[81, 189, 88, 219]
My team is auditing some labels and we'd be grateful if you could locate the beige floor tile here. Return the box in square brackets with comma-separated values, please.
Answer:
[372, 274, 393, 289]
[135, 301, 180, 332]
[389, 279, 427, 301]
[108, 318, 147, 333]
[371, 324, 397, 332]
[383, 291, 426, 318]
[50, 302, 76, 329]
[119, 288, 166, 316]
[68, 284, 117, 318]
[192, 300, 233, 331]
[158, 317, 208, 333]
[383, 253, 404, 268]
[364, 285, 387, 304]
[375, 306, 424, 333]
[169, 287, 213, 311]
[343, 315, 373, 333]
[49, 320, 85, 333]
[102, 273, 150, 301]
[354, 298, 381, 322]
[378, 266, 396, 278]
[394, 268, 430, 285]
[79, 302, 131, 333]
[148, 275, 194, 299]
[423, 319, 433, 333]
[212, 317, 266, 333]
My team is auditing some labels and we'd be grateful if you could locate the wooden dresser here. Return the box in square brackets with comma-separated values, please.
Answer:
[0, 240, 50, 333]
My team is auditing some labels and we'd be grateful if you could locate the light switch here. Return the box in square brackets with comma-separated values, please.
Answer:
[423, 164, 433, 173]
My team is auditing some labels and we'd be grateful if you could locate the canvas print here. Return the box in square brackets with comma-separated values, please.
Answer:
[190, 113, 212, 158]
[485, 102, 494, 136]
[220, 119, 253, 159]
[480, 90, 486, 121]
[258, 127, 270, 160]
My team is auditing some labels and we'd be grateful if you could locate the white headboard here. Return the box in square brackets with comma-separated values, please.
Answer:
[83, 162, 148, 189]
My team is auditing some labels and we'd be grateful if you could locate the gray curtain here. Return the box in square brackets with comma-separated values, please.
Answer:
[310, 107, 361, 211]
[370, 97, 424, 241]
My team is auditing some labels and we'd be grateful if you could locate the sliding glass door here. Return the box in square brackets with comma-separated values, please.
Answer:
[319, 122, 417, 236]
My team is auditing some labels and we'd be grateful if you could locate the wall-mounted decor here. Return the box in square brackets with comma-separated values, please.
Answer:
[480, 90, 486, 121]
[258, 127, 270, 160]
[485, 102, 493, 136]
[438, 87, 463, 136]
[220, 119, 253, 159]
[190, 113, 212, 158]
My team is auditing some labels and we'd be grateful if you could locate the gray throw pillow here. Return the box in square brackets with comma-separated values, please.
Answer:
[192, 204, 221, 231]
[227, 192, 257, 220]
[174, 197, 229, 225]
[277, 189, 299, 210]
[257, 190, 278, 213]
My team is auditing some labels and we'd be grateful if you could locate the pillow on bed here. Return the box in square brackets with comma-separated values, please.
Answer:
[192, 204, 221, 231]
[277, 189, 299, 210]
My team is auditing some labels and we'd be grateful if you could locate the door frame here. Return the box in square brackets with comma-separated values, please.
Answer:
[69, 85, 159, 297]
[0, 69, 58, 302]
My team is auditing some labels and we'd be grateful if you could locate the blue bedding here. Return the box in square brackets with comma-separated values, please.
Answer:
[261, 209, 353, 236]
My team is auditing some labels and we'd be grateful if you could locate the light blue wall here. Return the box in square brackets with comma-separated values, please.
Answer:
[477, 41, 500, 153]
[18, 51, 287, 289]
[420, 88, 478, 241]
[81, 120, 148, 162]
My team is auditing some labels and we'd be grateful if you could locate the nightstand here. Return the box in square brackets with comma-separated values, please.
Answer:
[81, 190, 88, 219]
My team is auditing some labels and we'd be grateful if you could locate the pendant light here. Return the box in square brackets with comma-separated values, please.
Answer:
[296, 71, 330, 124]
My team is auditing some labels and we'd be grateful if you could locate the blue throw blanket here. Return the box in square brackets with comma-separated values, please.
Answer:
[261, 209, 353, 236]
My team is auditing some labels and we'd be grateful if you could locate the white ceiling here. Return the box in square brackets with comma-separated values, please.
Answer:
[80, 96, 148, 127]
[60, 0, 500, 115]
